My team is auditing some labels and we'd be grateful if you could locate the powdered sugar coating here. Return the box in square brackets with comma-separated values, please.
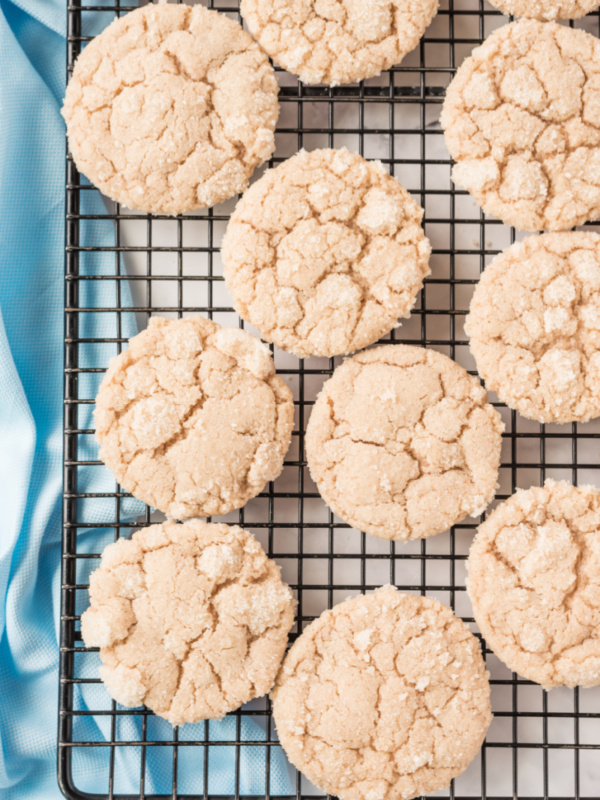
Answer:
[305, 345, 504, 541]
[240, 0, 438, 86]
[272, 586, 491, 800]
[487, 0, 600, 20]
[94, 316, 294, 519]
[62, 4, 278, 215]
[441, 21, 600, 232]
[81, 520, 295, 724]
[466, 232, 600, 424]
[222, 149, 431, 359]
[468, 481, 600, 689]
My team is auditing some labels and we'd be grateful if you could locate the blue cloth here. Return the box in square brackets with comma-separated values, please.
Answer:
[0, 0, 294, 796]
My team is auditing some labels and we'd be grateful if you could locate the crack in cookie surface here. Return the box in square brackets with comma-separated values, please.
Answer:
[240, 0, 438, 86]
[81, 520, 296, 725]
[465, 232, 600, 424]
[94, 315, 294, 519]
[62, 4, 278, 214]
[441, 20, 600, 232]
[467, 481, 600, 689]
[271, 587, 491, 800]
[222, 149, 431, 359]
[305, 344, 504, 541]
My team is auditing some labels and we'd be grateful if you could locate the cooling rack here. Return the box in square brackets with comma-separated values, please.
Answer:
[59, 1, 600, 798]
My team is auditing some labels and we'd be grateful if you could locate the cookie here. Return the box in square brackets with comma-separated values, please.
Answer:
[81, 520, 295, 724]
[486, 0, 600, 20]
[94, 316, 294, 519]
[465, 232, 600, 424]
[305, 345, 504, 541]
[222, 148, 431, 359]
[62, 4, 278, 215]
[240, 0, 438, 86]
[271, 586, 491, 800]
[441, 21, 600, 232]
[468, 481, 600, 689]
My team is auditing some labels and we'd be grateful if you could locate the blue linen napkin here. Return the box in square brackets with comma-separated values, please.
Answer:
[0, 0, 293, 796]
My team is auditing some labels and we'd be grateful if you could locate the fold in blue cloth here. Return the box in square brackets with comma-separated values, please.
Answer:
[0, 0, 293, 796]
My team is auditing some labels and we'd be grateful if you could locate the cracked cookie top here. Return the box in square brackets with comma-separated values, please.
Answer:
[466, 232, 600, 424]
[240, 0, 438, 86]
[94, 316, 294, 519]
[441, 21, 600, 232]
[81, 520, 295, 725]
[62, 4, 278, 215]
[486, 0, 600, 20]
[468, 481, 600, 689]
[271, 586, 491, 800]
[222, 149, 431, 359]
[305, 345, 504, 541]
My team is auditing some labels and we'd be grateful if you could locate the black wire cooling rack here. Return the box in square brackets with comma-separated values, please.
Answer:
[60, 1, 600, 798]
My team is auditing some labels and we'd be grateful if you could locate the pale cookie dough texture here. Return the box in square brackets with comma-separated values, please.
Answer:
[272, 586, 491, 800]
[466, 232, 600, 424]
[94, 316, 294, 519]
[468, 481, 600, 689]
[81, 520, 295, 724]
[222, 149, 431, 359]
[305, 345, 504, 541]
[240, 0, 438, 86]
[486, 0, 600, 21]
[62, 4, 278, 214]
[441, 21, 600, 232]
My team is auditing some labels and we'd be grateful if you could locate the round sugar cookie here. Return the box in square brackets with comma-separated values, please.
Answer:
[466, 232, 600, 424]
[468, 481, 600, 689]
[62, 4, 278, 214]
[441, 21, 600, 232]
[94, 316, 294, 519]
[240, 0, 439, 86]
[222, 148, 431, 359]
[305, 345, 504, 541]
[271, 586, 492, 800]
[81, 520, 295, 724]
[486, 0, 600, 20]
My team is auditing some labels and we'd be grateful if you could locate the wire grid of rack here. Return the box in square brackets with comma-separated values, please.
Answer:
[59, 1, 600, 798]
